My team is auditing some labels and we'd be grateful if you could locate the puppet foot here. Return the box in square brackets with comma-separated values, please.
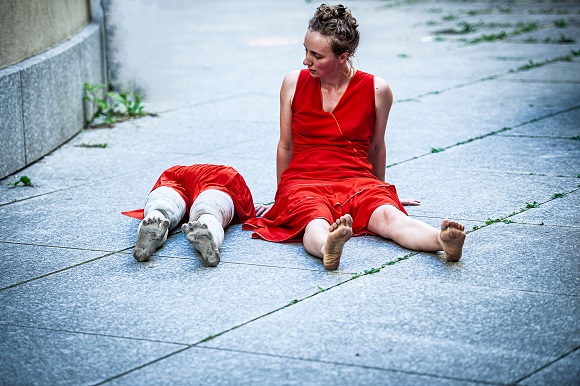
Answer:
[134, 213, 170, 262]
[182, 221, 220, 267]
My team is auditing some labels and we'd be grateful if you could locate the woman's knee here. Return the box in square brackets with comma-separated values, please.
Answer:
[368, 204, 405, 236]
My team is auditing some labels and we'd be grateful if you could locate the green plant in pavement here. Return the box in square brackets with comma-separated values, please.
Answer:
[8, 175, 33, 187]
[84, 83, 150, 127]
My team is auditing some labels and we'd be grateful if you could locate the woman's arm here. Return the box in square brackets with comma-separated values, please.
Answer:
[368, 76, 393, 182]
[277, 70, 300, 184]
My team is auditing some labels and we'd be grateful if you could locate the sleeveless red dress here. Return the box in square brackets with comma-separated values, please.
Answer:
[243, 70, 407, 241]
[123, 164, 255, 223]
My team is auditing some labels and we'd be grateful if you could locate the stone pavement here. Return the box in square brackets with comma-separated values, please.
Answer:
[1, 0, 579, 384]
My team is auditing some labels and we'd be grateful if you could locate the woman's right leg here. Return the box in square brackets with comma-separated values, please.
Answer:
[134, 186, 186, 262]
[303, 215, 353, 270]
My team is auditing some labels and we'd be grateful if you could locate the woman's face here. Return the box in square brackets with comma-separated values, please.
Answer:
[303, 29, 344, 78]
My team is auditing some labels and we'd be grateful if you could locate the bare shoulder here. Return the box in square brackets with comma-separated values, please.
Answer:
[282, 70, 301, 89]
[373, 75, 393, 106]
[281, 70, 301, 105]
[373, 76, 392, 96]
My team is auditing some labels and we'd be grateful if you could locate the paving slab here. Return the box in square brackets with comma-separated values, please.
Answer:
[386, 82, 579, 165]
[374, 222, 580, 295]
[385, 163, 579, 221]
[0, 252, 347, 344]
[0, 144, 170, 206]
[519, 348, 580, 386]
[512, 188, 580, 226]
[503, 106, 580, 138]
[0, 175, 148, 250]
[0, 242, 107, 289]
[106, 345, 480, 386]
[502, 60, 580, 83]
[0, 324, 184, 386]
[201, 275, 579, 385]
[403, 134, 580, 177]
[0, 70, 25, 178]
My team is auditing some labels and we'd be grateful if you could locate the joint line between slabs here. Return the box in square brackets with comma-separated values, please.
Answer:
[513, 345, 580, 384]
[194, 346, 499, 386]
[0, 248, 132, 291]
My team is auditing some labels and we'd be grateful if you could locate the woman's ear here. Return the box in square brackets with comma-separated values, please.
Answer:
[339, 51, 350, 63]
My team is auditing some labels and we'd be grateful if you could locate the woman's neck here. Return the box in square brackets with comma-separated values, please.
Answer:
[320, 65, 354, 91]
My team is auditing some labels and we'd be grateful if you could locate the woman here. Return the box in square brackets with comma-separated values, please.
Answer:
[123, 164, 255, 266]
[244, 4, 465, 270]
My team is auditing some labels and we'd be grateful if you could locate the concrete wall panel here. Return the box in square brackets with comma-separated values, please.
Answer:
[0, 70, 25, 178]
[0, 0, 90, 69]
[0, 22, 105, 179]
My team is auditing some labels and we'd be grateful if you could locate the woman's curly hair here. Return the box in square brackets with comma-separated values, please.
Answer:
[308, 3, 360, 61]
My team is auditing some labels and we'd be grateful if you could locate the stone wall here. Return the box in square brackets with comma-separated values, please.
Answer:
[0, 1, 106, 179]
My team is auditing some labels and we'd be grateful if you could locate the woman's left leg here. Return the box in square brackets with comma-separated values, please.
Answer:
[367, 205, 465, 262]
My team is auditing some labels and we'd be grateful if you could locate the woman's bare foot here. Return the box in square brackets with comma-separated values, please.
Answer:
[182, 221, 220, 267]
[322, 214, 353, 270]
[438, 219, 466, 262]
[134, 214, 170, 262]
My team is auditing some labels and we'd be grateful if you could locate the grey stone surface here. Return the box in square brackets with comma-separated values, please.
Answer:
[0, 324, 184, 386]
[503, 61, 580, 83]
[1, 1, 579, 384]
[374, 222, 580, 295]
[79, 23, 106, 124]
[401, 134, 580, 177]
[0, 21, 105, 179]
[503, 106, 580, 138]
[0, 176, 145, 250]
[0, 71, 25, 178]
[0, 252, 347, 343]
[202, 275, 579, 385]
[512, 189, 580, 227]
[385, 163, 579, 221]
[20, 43, 83, 163]
[0, 242, 107, 289]
[386, 80, 580, 165]
[519, 348, 580, 386]
[107, 346, 481, 386]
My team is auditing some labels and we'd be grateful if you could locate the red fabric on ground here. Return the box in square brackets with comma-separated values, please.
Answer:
[243, 69, 406, 241]
[122, 164, 255, 223]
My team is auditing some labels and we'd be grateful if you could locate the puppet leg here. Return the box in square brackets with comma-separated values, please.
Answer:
[182, 189, 234, 267]
[134, 186, 186, 262]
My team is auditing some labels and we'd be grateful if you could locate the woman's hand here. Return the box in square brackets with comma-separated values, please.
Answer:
[255, 202, 274, 217]
[400, 198, 421, 206]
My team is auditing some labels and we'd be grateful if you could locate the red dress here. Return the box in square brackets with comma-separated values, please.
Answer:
[243, 69, 407, 241]
[123, 164, 255, 223]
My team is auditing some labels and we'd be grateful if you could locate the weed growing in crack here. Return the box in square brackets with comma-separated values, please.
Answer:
[351, 253, 416, 280]
[514, 50, 579, 71]
[76, 143, 107, 148]
[470, 199, 547, 232]
[468, 21, 539, 44]
[84, 83, 153, 128]
[8, 175, 33, 187]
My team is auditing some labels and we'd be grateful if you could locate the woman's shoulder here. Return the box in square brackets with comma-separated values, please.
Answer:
[282, 70, 304, 86]
[355, 70, 389, 91]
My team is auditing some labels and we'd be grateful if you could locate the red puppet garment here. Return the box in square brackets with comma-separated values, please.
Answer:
[123, 164, 255, 223]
